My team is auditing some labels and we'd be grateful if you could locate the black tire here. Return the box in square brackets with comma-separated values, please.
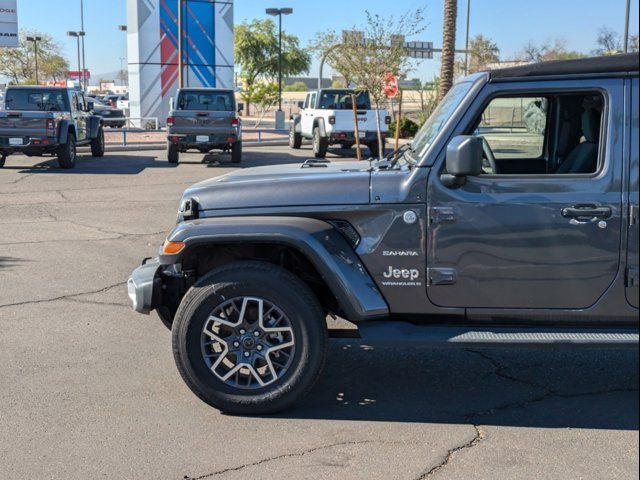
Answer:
[90, 126, 105, 157]
[0, 155, 6, 168]
[57, 133, 77, 169]
[367, 138, 387, 160]
[312, 127, 328, 159]
[231, 141, 242, 163]
[172, 261, 327, 415]
[167, 142, 179, 164]
[289, 125, 302, 149]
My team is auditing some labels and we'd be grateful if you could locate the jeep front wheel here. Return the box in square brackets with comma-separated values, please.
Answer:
[289, 125, 302, 149]
[172, 261, 327, 414]
[90, 126, 105, 157]
[57, 133, 77, 169]
[312, 127, 328, 158]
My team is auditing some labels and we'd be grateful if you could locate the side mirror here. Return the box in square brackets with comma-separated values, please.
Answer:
[297, 101, 304, 108]
[237, 102, 244, 113]
[86, 101, 94, 111]
[442, 135, 483, 187]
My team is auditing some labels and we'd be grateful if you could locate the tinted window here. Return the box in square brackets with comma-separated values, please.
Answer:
[177, 91, 235, 111]
[318, 90, 371, 110]
[4, 89, 69, 112]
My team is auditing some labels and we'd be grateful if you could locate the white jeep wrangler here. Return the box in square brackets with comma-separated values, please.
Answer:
[289, 89, 390, 158]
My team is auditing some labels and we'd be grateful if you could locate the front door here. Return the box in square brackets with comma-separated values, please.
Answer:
[427, 80, 624, 310]
[72, 92, 87, 141]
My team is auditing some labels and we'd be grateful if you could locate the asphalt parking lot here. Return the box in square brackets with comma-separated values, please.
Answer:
[0, 146, 638, 480]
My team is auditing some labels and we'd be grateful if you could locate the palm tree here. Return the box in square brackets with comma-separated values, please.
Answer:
[439, 0, 458, 100]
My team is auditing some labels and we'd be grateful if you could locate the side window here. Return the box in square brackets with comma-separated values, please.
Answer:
[77, 93, 86, 112]
[309, 93, 317, 109]
[470, 93, 603, 175]
[477, 97, 548, 160]
[303, 94, 310, 109]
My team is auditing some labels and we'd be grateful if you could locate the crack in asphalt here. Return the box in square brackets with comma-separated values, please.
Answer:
[0, 281, 126, 309]
[417, 425, 485, 479]
[413, 349, 639, 478]
[183, 440, 376, 479]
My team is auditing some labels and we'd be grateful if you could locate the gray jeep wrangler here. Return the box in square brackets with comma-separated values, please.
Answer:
[129, 54, 639, 414]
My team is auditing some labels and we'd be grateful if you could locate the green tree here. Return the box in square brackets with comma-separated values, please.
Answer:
[283, 81, 308, 92]
[40, 54, 69, 82]
[313, 9, 425, 159]
[456, 34, 500, 74]
[439, 0, 458, 99]
[235, 19, 310, 115]
[0, 31, 68, 84]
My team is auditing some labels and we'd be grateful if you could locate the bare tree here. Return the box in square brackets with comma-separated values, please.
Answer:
[629, 34, 639, 52]
[313, 9, 425, 159]
[439, 0, 458, 100]
[519, 38, 585, 62]
[595, 27, 622, 55]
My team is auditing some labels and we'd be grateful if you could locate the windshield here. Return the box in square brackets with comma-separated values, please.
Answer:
[409, 81, 474, 161]
[4, 89, 69, 112]
[318, 90, 371, 110]
[177, 91, 235, 111]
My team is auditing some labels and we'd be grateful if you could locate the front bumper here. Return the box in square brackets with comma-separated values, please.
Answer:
[127, 257, 162, 314]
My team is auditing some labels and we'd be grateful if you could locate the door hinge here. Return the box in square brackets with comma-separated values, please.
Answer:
[629, 205, 639, 226]
[427, 267, 457, 286]
[428, 207, 455, 225]
[626, 267, 639, 288]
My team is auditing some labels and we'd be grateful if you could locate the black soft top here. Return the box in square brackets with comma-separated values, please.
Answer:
[489, 53, 639, 79]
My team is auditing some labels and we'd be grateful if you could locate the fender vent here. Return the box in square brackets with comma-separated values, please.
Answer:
[327, 220, 360, 248]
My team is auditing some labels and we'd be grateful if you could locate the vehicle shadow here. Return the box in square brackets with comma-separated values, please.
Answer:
[274, 341, 639, 430]
[5, 154, 177, 175]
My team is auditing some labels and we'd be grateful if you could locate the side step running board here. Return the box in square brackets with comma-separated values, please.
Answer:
[355, 322, 639, 349]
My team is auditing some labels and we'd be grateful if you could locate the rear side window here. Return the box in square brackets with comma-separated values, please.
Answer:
[177, 91, 235, 111]
[4, 89, 69, 111]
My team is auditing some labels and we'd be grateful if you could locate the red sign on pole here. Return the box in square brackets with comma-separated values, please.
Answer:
[68, 70, 91, 80]
[383, 72, 399, 98]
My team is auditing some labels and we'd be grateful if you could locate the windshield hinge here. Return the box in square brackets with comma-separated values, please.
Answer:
[428, 207, 455, 225]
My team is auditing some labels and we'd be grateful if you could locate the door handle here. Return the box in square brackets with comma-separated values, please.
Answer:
[561, 205, 612, 220]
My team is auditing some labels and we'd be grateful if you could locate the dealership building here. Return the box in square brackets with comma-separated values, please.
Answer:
[126, 0, 234, 126]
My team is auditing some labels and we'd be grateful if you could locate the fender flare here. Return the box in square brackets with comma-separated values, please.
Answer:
[58, 120, 75, 144]
[291, 114, 302, 133]
[313, 117, 327, 137]
[161, 216, 389, 322]
[87, 116, 103, 138]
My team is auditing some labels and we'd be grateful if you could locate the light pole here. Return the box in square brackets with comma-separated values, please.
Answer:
[178, 0, 184, 88]
[464, 0, 471, 75]
[26, 36, 42, 84]
[79, 0, 88, 91]
[266, 7, 293, 130]
[118, 25, 128, 87]
[623, 0, 631, 52]
[67, 32, 82, 86]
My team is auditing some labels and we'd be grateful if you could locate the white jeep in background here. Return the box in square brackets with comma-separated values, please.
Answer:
[289, 89, 390, 158]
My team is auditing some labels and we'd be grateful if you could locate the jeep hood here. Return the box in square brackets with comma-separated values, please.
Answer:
[183, 161, 372, 211]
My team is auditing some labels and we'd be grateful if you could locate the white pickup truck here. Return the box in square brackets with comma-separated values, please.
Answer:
[289, 89, 390, 158]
